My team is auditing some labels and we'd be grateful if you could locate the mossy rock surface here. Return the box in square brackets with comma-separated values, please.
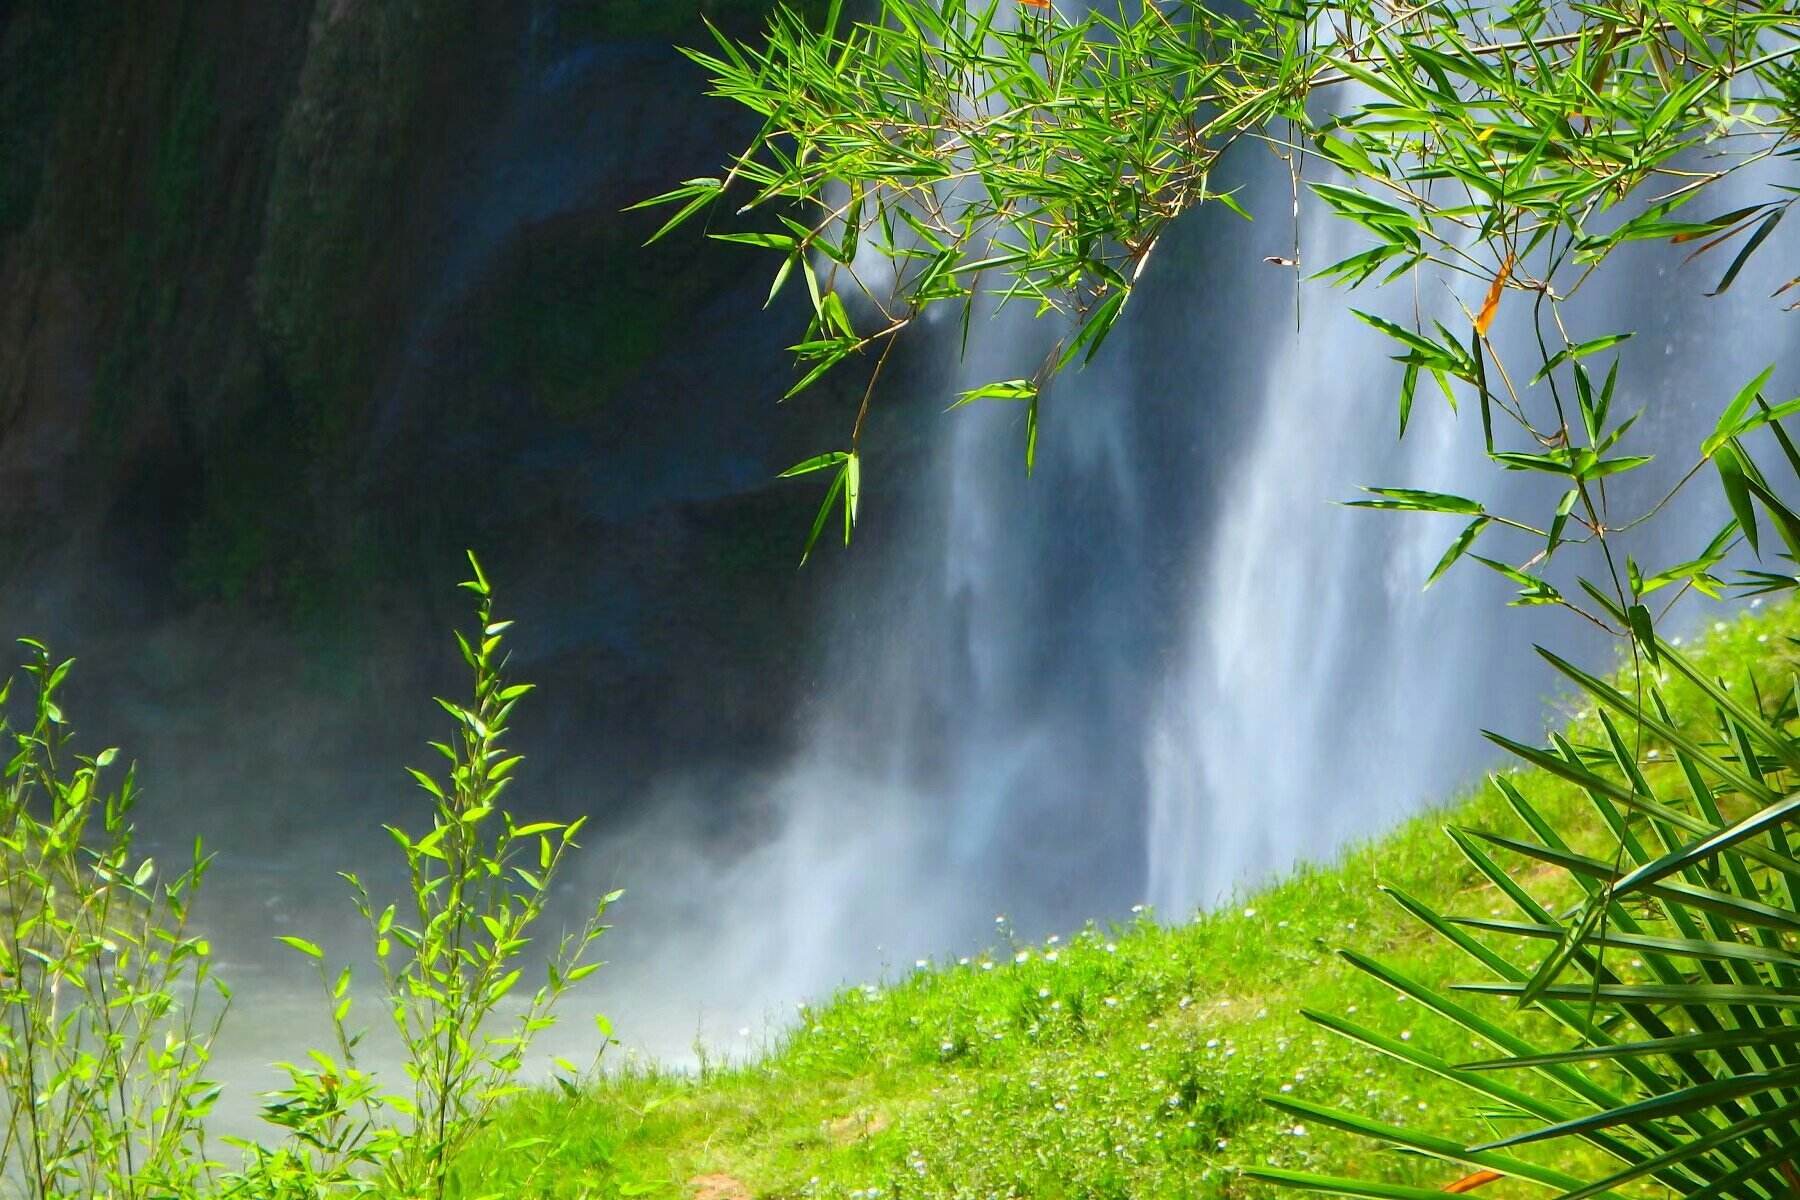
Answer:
[0, 0, 850, 769]
[0, 0, 824, 607]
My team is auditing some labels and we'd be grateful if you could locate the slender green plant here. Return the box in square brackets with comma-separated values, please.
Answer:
[0, 641, 226, 1200]
[233, 555, 620, 1200]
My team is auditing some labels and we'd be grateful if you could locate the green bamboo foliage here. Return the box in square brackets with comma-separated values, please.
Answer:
[0, 645, 226, 1199]
[649, 0, 1800, 566]
[0, 563, 618, 1199]
[219, 559, 619, 1200]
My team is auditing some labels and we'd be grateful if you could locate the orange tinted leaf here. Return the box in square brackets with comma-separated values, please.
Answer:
[1474, 255, 1513, 336]
[1019, 0, 1051, 7]
[1445, 1170, 1505, 1195]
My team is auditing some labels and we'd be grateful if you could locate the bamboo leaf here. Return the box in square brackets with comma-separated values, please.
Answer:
[1613, 792, 1800, 897]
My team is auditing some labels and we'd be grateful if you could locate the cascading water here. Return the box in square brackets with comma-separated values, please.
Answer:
[587, 139, 1800, 1057]
[1143, 172, 1800, 919]
[586, 282, 1169, 1056]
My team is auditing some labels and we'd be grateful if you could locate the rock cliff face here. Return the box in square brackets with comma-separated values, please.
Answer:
[0, 0, 861, 840]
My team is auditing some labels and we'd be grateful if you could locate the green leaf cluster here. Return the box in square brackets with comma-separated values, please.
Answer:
[647, 0, 1800, 560]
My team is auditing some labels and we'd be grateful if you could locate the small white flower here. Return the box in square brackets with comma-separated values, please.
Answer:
[915, 959, 928, 969]
[1205, 1038, 1220, 1049]
[1243, 907, 1258, 918]
[1103, 996, 1119, 1008]
[1714, 621, 1728, 633]
[981, 961, 995, 971]
[1047, 935, 1060, 944]
[1291, 1124, 1307, 1137]
[1039, 988, 1052, 999]
[1105, 942, 1118, 953]
[958, 956, 970, 966]
[1216, 1138, 1229, 1150]
[1131, 904, 1145, 914]
[1279, 1083, 1294, 1093]
[1400, 1030, 1413, 1041]
[1045, 951, 1059, 962]
[1015, 950, 1030, 964]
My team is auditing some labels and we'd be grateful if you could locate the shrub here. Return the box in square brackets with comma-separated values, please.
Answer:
[0, 557, 617, 1199]
[226, 556, 619, 1199]
[0, 641, 225, 1200]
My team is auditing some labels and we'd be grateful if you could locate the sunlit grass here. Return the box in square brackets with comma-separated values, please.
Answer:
[468, 600, 1800, 1200]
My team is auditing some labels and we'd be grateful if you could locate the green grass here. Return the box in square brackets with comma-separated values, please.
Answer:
[466, 601, 1800, 1200]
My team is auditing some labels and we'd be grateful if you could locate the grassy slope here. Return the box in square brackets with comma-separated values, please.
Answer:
[476, 601, 1800, 1200]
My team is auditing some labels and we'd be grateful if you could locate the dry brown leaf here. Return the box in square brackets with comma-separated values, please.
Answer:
[1475, 254, 1515, 336]
[1445, 1169, 1506, 1194]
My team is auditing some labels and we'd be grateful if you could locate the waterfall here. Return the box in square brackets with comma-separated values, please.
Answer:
[1143, 168, 1800, 918]
[585, 133, 1800, 1058]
